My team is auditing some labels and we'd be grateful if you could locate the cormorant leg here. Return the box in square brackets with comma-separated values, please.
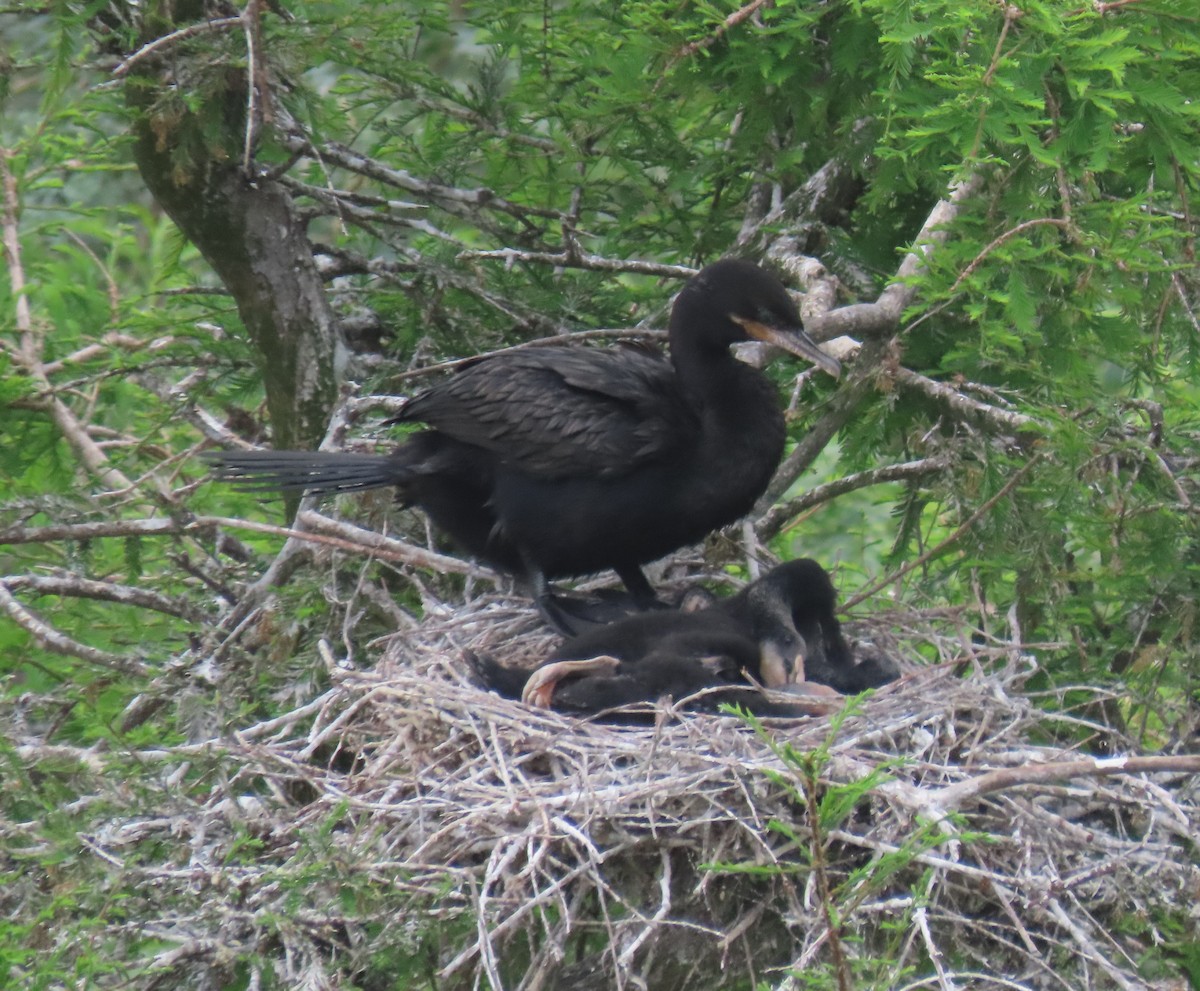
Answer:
[614, 565, 663, 608]
[536, 591, 587, 637]
[526, 563, 663, 635]
[536, 563, 669, 631]
[521, 564, 583, 636]
[521, 656, 622, 708]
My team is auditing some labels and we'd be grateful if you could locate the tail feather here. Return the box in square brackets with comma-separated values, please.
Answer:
[204, 450, 406, 495]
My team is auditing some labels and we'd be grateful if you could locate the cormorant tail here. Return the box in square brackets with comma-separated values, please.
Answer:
[204, 450, 407, 495]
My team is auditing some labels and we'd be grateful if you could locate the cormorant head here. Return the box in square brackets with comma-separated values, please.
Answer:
[743, 575, 808, 686]
[760, 559, 839, 620]
[744, 558, 842, 685]
[672, 259, 841, 377]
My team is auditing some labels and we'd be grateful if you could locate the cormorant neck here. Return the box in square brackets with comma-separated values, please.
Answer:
[668, 301, 742, 393]
[670, 334, 741, 393]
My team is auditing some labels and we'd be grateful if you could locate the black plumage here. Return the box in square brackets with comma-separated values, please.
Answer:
[472, 559, 898, 719]
[206, 260, 840, 630]
[471, 645, 838, 721]
[718, 558, 900, 694]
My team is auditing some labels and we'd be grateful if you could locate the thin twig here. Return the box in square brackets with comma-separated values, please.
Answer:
[843, 453, 1042, 609]
[0, 580, 152, 675]
[112, 16, 242, 77]
[757, 457, 951, 542]
[458, 248, 695, 279]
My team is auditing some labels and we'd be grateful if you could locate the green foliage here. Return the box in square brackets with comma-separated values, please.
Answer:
[708, 705, 975, 989]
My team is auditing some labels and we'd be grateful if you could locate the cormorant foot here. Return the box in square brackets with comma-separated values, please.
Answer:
[536, 589, 668, 636]
[521, 655, 622, 708]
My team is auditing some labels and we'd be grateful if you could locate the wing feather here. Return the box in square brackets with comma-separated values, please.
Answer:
[398, 345, 697, 478]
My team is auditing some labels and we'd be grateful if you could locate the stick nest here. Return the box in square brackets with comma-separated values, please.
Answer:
[69, 585, 1200, 991]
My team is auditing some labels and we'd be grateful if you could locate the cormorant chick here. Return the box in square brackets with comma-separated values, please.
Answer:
[718, 558, 900, 693]
[472, 558, 897, 719]
[471, 643, 839, 721]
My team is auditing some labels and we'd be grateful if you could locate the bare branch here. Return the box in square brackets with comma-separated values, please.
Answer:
[459, 248, 696, 280]
[737, 119, 875, 254]
[293, 511, 494, 580]
[401, 93, 559, 152]
[843, 453, 1043, 609]
[948, 217, 1074, 295]
[1, 146, 159, 497]
[0, 580, 153, 676]
[111, 16, 242, 77]
[929, 754, 1200, 813]
[1, 574, 207, 622]
[0, 517, 205, 546]
[894, 367, 1039, 433]
[241, 0, 266, 175]
[756, 457, 951, 542]
[754, 171, 1044, 511]
[666, 0, 774, 67]
[779, 170, 988, 342]
[277, 123, 567, 225]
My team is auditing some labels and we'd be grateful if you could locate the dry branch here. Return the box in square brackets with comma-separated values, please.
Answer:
[2, 146, 152, 496]
[928, 753, 1200, 813]
[458, 248, 696, 279]
[0, 580, 152, 675]
[895, 367, 1039, 434]
[111, 15, 242, 76]
[278, 120, 566, 225]
[0, 573, 207, 622]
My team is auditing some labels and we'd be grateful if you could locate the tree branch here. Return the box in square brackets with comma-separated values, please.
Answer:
[277, 116, 567, 226]
[458, 248, 695, 279]
[777, 170, 988, 342]
[0, 518, 205, 546]
[756, 456, 951, 542]
[843, 453, 1042, 609]
[666, 0, 774, 68]
[0, 580, 152, 676]
[292, 511, 493, 580]
[755, 170, 1035, 509]
[111, 16, 242, 76]
[895, 368, 1039, 433]
[1, 146, 148, 496]
[737, 118, 876, 256]
[928, 753, 1200, 814]
[0, 574, 207, 622]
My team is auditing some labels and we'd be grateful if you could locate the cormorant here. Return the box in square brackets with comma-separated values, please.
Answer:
[471, 643, 840, 721]
[717, 558, 900, 693]
[471, 558, 898, 719]
[206, 260, 841, 632]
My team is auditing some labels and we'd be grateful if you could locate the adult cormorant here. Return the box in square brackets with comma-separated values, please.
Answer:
[472, 558, 898, 719]
[207, 260, 840, 631]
